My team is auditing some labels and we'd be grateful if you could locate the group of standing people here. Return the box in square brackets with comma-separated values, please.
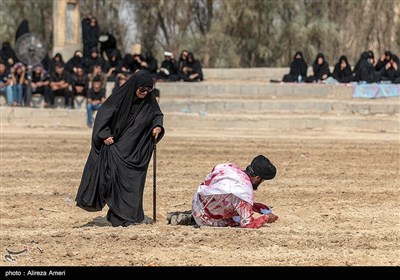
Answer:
[282, 50, 400, 84]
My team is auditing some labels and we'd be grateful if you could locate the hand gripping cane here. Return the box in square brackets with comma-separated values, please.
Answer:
[153, 137, 157, 222]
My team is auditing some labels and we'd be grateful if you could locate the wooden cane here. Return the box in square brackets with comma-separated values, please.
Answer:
[153, 137, 157, 222]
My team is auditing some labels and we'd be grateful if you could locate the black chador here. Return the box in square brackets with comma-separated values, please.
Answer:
[76, 70, 165, 226]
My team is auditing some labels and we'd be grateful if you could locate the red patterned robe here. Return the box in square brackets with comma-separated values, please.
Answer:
[192, 163, 269, 228]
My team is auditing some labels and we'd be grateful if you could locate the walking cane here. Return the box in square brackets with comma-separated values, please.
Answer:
[153, 137, 157, 222]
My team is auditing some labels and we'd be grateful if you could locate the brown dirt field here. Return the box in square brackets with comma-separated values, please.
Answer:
[1, 125, 399, 266]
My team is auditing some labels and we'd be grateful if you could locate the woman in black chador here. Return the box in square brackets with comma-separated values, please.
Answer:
[332, 55, 353, 83]
[307, 52, 330, 83]
[282, 51, 308, 83]
[76, 70, 165, 227]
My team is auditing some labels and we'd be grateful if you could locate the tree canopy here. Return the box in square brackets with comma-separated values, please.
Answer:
[1, 0, 399, 67]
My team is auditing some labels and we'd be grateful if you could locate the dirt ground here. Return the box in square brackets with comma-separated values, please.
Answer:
[0, 125, 399, 266]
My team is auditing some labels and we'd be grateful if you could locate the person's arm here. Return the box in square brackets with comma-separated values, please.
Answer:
[150, 94, 165, 141]
[235, 199, 278, 229]
[236, 200, 268, 228]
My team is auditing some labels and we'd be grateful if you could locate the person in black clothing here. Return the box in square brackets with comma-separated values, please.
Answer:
[49, 62, 73, 108]
[381, 54, 400, 83]
[182, 52, 203, 82]
[48, 53, 65, 74]
[76, 70, 165, 227]
[71, 65, 89, 108]
[375, 51, 393, 72]
[85, 76, 105, 128]
[353, 51, 381, 83]
[1, 42, 19, 66]
[157, 51, 179, 81]
[82, 16, 100, 58]
[84, 47, 106, 74]
[99, 32, 117, 61]
[65, 50, 85, 74]
[332, 55, 353, 83]
[282, 51, 308, 83]
[178, 50, 189, 75]
[29, 64, 51, 107]
[104, 49, 123, 81]
[307, 53, 330, 83]
[142, 51, 158, 78]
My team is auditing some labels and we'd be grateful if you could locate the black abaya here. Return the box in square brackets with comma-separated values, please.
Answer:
[76, 70, 164, 226]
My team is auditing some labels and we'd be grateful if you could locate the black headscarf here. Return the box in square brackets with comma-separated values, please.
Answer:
[289, 51, 308, 78]
[91, 70, 154, 147]
[250, 155, 276, 180]
[110, 71, 153, 140]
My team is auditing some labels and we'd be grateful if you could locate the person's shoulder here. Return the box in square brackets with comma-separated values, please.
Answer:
[215, 162, 240, 170]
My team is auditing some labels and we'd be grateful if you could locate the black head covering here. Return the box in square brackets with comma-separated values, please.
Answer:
[250, 155, 276, 180]
[109, 70, 154, 140]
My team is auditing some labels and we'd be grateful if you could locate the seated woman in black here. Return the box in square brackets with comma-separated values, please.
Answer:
[307, 53, 330, 83]
[282, 51, 308, 83]
[332, 55, 353, 83]
[353, 51, 381, 83]
[381, 55, 400, 83]
[182, 52, 203, 82]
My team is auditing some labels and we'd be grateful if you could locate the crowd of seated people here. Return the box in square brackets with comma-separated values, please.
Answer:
[0, 16, 204, 111]
[282, 50, 400, 84]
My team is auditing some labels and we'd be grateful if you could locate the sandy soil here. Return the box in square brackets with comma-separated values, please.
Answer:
[0, 125, 399, 266]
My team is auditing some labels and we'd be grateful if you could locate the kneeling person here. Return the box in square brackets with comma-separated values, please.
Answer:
[192, 155, 278, 228]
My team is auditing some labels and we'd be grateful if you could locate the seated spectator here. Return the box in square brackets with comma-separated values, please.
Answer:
[84, 47, 106, 74]
[1, 42, 19, 65]
[307, 53, 330, 83]
[282, 51, 308, 83]
[181, 52, 203, 82]
[88, 63, 108, 91]
[65, 50, 85, 74]
[157, 51, 179, 82]
[49, 62, 73, 108]
[353, 51, 381, 83]
[71, 65, 89, 108]
[29, 64, 51, 107]
[86, 76, 105, 128]
[375, 51, 393, 72]
[99, 32, 117, 61]
[112, 70, 131, 94]
[0, 60, 14, 106]
[332, 55, 353, 83]
[104, 49, 122, 81]
[381, 55, 400, 83]
[142, 51, 158, 78]
[178, 50, 189, 74]
[48, 53, 65, 73]
[10, 62, 26, 106]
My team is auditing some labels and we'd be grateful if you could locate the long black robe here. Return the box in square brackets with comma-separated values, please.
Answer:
[76, 70, 165, 226]
[82, 17, 100, 57]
